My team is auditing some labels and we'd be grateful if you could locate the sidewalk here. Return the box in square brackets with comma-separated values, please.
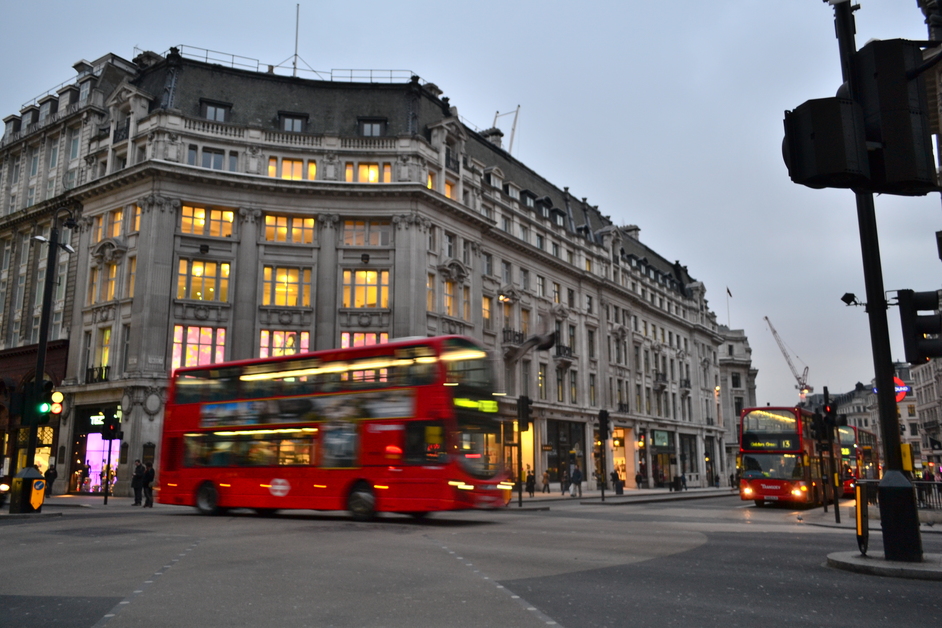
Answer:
[503, 484, 736, 507]
[1, 493, 139, 518]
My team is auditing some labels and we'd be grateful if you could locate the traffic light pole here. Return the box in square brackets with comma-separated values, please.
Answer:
[830, 0, 922, 562]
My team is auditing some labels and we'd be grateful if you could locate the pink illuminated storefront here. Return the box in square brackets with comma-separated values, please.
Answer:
[69, 406, 122, 494]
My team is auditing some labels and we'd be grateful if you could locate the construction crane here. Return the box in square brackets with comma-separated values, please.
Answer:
[764, 316, 813, 399]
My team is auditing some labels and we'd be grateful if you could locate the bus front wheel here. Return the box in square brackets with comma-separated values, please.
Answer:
[196, 481, 223, 516]
[754, 500, 764, 508]
[348, 481, 376, 521]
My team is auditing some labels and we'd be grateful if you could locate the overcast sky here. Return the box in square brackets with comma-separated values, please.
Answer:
[1, 1, 937, 407]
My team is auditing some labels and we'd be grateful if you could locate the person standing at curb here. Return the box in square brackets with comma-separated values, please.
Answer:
[131, 460, 145, 506]
[44, 465, 58, 497]
[541, 470, 550, 494]
[142, 462, 155, 508]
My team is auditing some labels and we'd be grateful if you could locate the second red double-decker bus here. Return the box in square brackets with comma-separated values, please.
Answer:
[838, 425, 880, 496]
[158, 335, 512, 519]
[738, 406, 834, 507]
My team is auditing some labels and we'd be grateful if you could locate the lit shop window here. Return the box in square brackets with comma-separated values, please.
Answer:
[259, 330, 309, 358]
[344, 162, 391, 183]
[262, 266, 311, 307]
[180, 205, 233, 238]
[342, 270, 389, 308]
[177, 260, 230, 302]
[265, 215, 315, 244]
[172, 325, 226, 370]
[340, 332, 388, 348]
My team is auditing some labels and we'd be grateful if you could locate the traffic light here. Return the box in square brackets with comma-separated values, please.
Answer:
[783, 38, 938, 196]
[517, 395, 532, 432]
[852, 39, 937, 196]
[898, 289, 942, 364]
[103, 414, 120, 440]
[36, 380, 57, 424]
[812, 412, 825, 441]
[598, 409, 610, 441]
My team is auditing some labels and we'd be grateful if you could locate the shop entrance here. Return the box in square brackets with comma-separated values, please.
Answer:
[69, 406, 121, 494]
[545, 419, 586, 483]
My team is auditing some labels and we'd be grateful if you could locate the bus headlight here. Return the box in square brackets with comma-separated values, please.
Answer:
[497, 481, 514, 491]
[742, 486, 753, 496]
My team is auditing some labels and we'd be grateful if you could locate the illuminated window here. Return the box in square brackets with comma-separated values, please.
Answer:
[103, 263, 117, 301]
[427, 273, 435, 311]
[341, 331, 388, 348]
[267, 158, 312, 181]
[445, 181, 455, 199]
[180, 205, 234, 238]
[264, 215, 314, 244]
[95, 326, 112, 369]
[482, 296, 492, 330]
[259, 330, 309, 358]
[131, 205, 141, 232]
[342, 270, 389, 308]
[427, 172, 435, 190]
[343, 220, 391, 246]
[172, 325, 226, 370]
[126, 257, 136, 298]
[263, 266, 311, 307]
[87, 266, 99, 305]
[177, 260, 230, 302]
[344, 162, 391, 183]
[553, 282, 561, 304]
[463, 286, 471, 321]
[444, 281, 456, 317]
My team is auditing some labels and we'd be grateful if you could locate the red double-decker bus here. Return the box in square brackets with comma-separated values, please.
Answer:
[158, 335, 512, 519]
[838, 425, 880, 496]
[738, 406, 834, 507]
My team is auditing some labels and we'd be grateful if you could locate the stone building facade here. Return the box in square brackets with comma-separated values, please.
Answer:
[0, 46, 751, 495]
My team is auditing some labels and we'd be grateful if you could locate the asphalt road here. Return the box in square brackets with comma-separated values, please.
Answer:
[2, 495, 940, 628]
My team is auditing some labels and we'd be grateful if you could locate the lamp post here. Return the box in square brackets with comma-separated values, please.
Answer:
[10, 208, 75, 513]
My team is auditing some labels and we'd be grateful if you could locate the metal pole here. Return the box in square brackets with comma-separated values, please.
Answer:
[830, 0, 922, 562]
[23, 221, 61, 472]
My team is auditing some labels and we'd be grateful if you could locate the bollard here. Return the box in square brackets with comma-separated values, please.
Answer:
[855, 482, 868, 556]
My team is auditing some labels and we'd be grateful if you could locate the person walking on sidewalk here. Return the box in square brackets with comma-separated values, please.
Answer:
[560, 469, 569, 496]
[142, 462, 155, 508]
[541, 470, 550, 493]
[131, 460, 145, 506]
[525, 469, 536, 497]
[570, 465, 583, 498]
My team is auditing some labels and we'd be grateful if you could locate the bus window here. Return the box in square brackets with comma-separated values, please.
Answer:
[404, 421, 447, 465]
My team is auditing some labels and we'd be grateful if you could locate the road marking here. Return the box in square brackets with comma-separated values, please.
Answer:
[91, 539, 203, 627]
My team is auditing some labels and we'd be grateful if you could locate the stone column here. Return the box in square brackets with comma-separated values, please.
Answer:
[314, 213, 339, 350]
[229, 207, 260, 361]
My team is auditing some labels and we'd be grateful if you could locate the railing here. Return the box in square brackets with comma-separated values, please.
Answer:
[183, 117, 246, 138]
[555, 344, 572, 358]
[340, 137, 398, 150]
[502, 328, 525, 345]
[857, 479, 942, 510]
[617, 402, 630, 414]
[85, 365, 110, 384]
[679, 378, 691, 389]
[445, 149, 460, 173]
[113, 119, 130, 142]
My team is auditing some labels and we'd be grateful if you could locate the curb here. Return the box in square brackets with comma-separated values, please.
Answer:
[827, 551, 942, 581]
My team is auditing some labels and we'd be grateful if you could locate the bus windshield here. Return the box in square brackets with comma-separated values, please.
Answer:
[741, 453, 803, 480]
[455, 410, 501, 479]
[742, 409, 798, 433]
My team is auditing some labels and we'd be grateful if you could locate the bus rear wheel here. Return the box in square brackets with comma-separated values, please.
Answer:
[196, 481, 223, 515]
[348, 481, 375, 521]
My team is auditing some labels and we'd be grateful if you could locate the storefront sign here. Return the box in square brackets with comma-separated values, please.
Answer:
[541, 444, 553, 452]
[653, 430, 669, 448]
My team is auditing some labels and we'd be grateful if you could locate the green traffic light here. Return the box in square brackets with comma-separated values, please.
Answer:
[38, 402, 51, 413]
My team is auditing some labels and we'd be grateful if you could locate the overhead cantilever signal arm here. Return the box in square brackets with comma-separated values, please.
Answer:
[763, 316, 813, 398]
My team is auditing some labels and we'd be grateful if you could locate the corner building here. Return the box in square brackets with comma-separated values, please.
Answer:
[0, 46, 752, 495]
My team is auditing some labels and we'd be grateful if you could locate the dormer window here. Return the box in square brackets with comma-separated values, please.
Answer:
[359, 119, 386, 137]
[201, 100, 231, 122]
[280, 113, 307, 133]
[79, 80, 91, 103]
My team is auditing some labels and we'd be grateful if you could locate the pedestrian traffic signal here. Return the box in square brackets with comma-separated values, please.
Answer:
[598, 409, 610, 440]
[898, 289, 942, 364]
[517, 395, 532, 432]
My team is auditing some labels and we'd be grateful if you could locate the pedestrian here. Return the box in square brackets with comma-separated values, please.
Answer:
[560, 469, 569, 495]
[142, 462, 155, 508]
[81, 461, 90, 492]
[681, 473, 687, 491]
[570, 465, 583, 498]
[541, 470, 550, 493]
[525, 469, 536, 497]
[635, 471, 644, 489]
[44, 465, 58, 497]
[131, 459, 145, 506]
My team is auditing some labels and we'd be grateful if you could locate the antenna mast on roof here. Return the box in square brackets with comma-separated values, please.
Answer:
[293, 4, 300, 77]
[492, 105, 521, 155]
